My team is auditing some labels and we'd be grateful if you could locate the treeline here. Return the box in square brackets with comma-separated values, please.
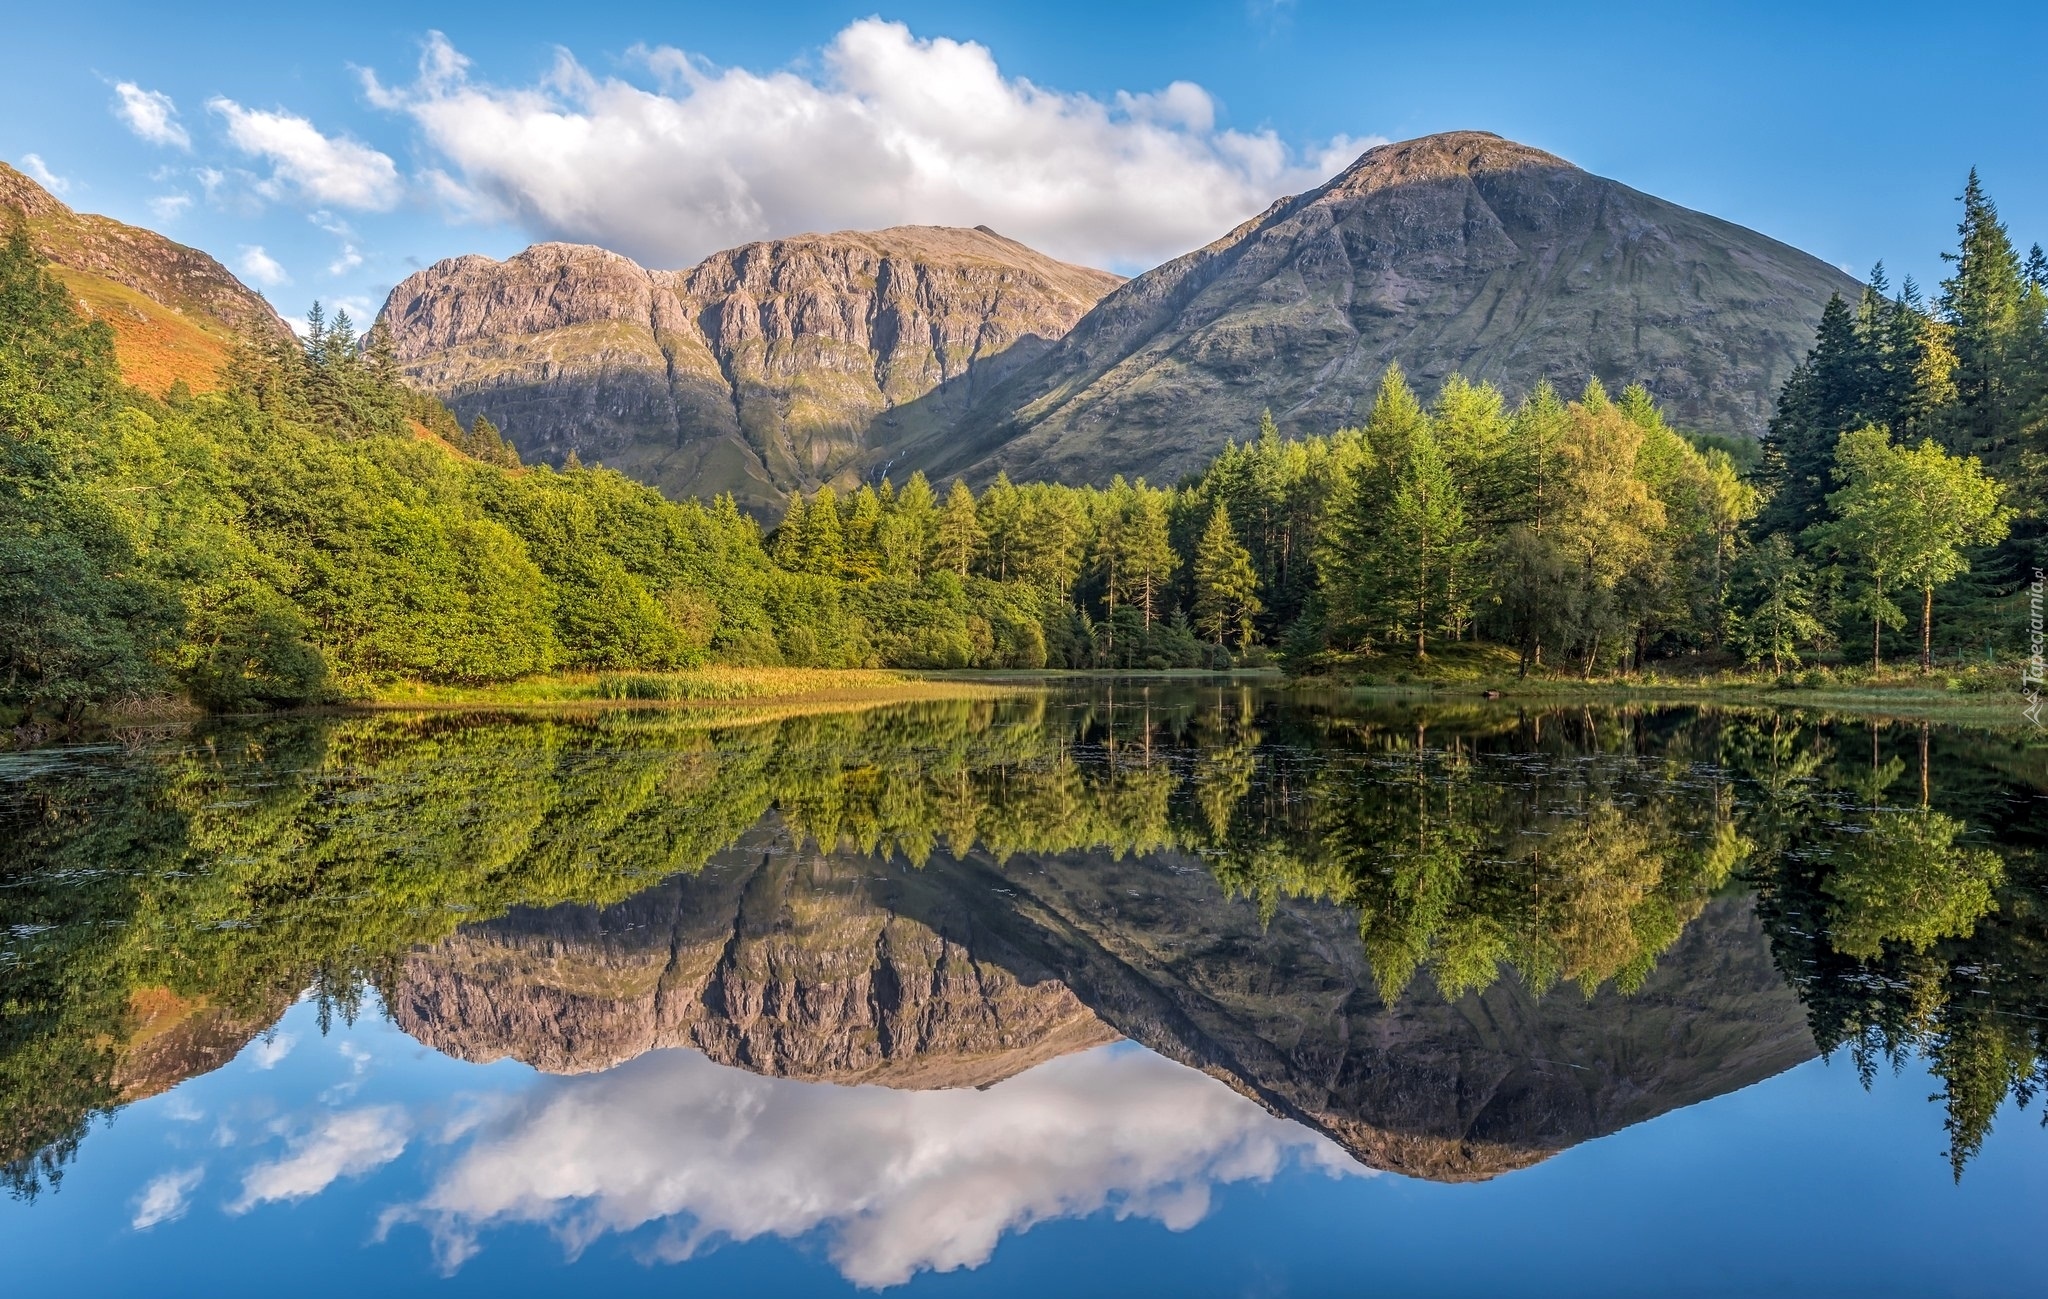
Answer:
[1748, 171, 2044, 670]
[768, 173, 2045, 680]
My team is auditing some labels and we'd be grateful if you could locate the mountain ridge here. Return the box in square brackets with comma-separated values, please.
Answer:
[380, 225, 1123, 511]
[1, 159, 289, 393]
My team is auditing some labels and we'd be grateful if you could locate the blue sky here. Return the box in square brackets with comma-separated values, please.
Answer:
[6, 0, 2045, 329]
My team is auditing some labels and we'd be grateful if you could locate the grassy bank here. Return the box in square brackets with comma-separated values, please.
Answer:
[1290, 643, 2040, 726]
[363, 665, 1028, 711]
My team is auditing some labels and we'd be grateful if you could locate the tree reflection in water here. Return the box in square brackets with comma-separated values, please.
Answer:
[2, 687, 2042, 1200]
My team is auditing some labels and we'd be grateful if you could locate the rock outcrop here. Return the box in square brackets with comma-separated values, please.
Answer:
[1, 159, 290, 392]
[378, 227, 1122, 513]
[387, 830, 1116, 1089]
[905, 131, 1862, 486]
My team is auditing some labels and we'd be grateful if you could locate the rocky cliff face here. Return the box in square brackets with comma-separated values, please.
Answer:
[904, 132, 1862, 487]
[386, 830, 1116, 1089]
[379, 227, 1122, 513]
[388, 821, 1815, 1183]
[1, 159, 290, 393]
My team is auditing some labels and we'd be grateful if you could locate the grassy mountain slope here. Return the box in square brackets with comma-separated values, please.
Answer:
[0, 160, 289, 393]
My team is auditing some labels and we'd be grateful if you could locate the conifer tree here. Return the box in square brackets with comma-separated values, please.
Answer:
[772, 492, 809, 569]
[1192, 502, 1263, 648]
[935, 479, 983, 577]
[842, 485, 884, 579]
[1939, 170, 2026, 466]
[1731, 535, 1826, 676]
[801, 485, 844, 576]
[1118, 486, 1178, 629]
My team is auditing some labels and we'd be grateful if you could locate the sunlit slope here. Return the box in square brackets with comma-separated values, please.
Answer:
[2, 159, 289, 393]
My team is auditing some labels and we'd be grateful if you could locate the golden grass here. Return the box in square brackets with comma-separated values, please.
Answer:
[361, 666, 1028, 712]
[54, 268, 232, 396]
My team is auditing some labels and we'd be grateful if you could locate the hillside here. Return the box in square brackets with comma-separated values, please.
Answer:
[902, 131, 1863, 487]
[379, 227, 1123, 512]
[0, 159, 289, 393]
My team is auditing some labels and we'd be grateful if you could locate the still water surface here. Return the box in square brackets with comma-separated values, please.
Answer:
[3, 683, 2044, 1296]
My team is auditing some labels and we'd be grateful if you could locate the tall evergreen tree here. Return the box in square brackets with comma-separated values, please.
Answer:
[1938, 170, 2026, 467]
[1192, 502, 1262, 648]
[935, 479, 983, 577]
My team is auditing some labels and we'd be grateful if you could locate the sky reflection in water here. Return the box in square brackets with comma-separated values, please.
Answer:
[2, 684, 2045, 1295]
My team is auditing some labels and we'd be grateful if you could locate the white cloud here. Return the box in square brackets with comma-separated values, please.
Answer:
[21, 153, 69, 194]
[148, 193, 192, 222]
[384, 1045, 1359, 1287]
[230, 1106, 409, 1213]
[209, 98, 401, 210]
[113, 83, 191, 150]
[131, 1166, 205, 1230]
[364, 22, 1373, 271]
[246, 1032, 296, 1070]
[236, 245, 290, 288]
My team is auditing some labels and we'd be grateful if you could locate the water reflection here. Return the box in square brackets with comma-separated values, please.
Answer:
[386, 1043, 1353, 1286]
[2, 686, 2043, 1229]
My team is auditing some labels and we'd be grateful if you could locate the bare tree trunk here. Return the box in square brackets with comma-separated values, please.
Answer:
[1920, 585, 1933, 673]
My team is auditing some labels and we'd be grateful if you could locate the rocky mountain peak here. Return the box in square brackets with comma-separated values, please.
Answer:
[1323, 131, 1574, 196]
[380, 223, 1121, 510]
[900, 130, 1860, 487]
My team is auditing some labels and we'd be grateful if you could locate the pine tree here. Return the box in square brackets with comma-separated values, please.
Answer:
[1938, 170, 2026, 466]
[1731, 535, 1825, 676]
[772, 492, 809, 569]
[1757, 293, 1879, 539]
[842, 485, 884, 579]
[1118, 486, 1178, 629]
[1192, 502, 1263, 648]
[935, 479, 983, 577]
[1380, 420, 1477, 656]
[801, 486, 844, 577]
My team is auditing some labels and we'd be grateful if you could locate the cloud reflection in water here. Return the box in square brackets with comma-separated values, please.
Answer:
[386, 1043, 1362, 1287]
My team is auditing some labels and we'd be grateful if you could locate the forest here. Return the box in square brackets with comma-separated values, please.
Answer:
[1, 169, 2044, 722]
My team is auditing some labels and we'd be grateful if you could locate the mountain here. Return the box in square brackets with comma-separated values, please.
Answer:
[1, 159, 289, 393]
[901, 131, 1864, 487]
[378, 132, 1860, 504]
[388, 820, 1816, 1183]
[386, 824, 1116, 1089]
[378, 227, 1123, 512]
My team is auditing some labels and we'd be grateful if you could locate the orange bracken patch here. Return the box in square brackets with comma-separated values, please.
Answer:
[56, 268, 232, 395]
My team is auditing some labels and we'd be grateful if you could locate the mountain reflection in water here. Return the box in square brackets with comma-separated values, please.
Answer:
[2, 683, 2044, 1288]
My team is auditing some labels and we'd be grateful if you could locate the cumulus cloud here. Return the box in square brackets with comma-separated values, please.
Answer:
[384, 1045, 1359, 1287]
[208, 98, 401, 210]
[148, 193, 192, 221]
[230, 1106, 409, 1213]
[113, 83, 191, 150]
[21, 153, 69, 194]
[236, 245, 290, 288]
[131, 1166, 204, 1230]
[246, 1032, 297, 1070]
[363, 21, 1372, 270]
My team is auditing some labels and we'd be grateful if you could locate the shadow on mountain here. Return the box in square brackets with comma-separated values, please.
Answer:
[387, 817, 1816, 1182]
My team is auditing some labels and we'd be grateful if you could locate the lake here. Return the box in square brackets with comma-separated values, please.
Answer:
[3, 681, 2045, 1297]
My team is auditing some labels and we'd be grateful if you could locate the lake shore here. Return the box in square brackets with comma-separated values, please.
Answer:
[360, 666, 1030, 711]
